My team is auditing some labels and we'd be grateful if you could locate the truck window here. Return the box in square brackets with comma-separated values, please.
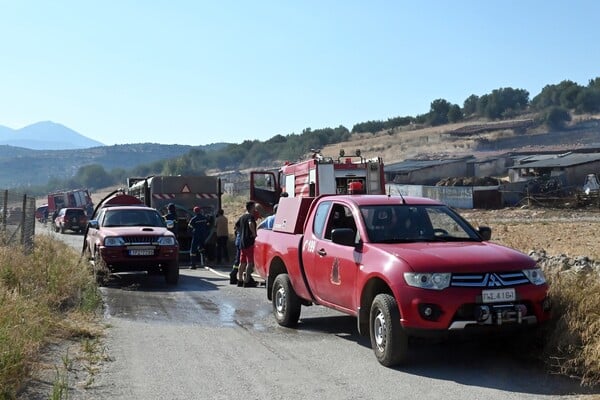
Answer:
[324, 204, 356, 240]
[313, 201, 332, 238]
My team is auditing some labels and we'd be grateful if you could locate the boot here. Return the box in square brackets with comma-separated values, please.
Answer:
[243, 277, 258, 288]
[229, 266, 238, 284]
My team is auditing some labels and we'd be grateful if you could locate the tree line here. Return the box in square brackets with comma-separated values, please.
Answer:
[37, 76, 600, 194]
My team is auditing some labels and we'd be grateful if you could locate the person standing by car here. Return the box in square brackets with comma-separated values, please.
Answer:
[42, 207, 49, 226]
[188, 206, 209, 269]
[164, 203, 178, 236]
[215, 209, 229, 264]
[236, 201, 258, 287]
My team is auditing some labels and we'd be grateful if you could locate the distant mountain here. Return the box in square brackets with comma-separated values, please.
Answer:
[0, 121, 104, 150]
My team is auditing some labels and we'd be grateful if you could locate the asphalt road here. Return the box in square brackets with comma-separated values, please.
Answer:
[42, 224, 598, 400]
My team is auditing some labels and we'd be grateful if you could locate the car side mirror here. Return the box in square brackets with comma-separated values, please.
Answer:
[88, 220, 99, 229]
[478, 226, 492, 241]
[331, 228, 356, 246]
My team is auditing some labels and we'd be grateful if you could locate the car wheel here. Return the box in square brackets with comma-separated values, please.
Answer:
[370, 293, 408, 367]
[272, 273, 301, 327]
[54, 224, 59, 233]
[165, 261, 179, 285]
[60, 224, 65, 234]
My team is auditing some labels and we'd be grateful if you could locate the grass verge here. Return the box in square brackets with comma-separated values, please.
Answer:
[542, 270, 600, 386]
[0, 235, 102, 399]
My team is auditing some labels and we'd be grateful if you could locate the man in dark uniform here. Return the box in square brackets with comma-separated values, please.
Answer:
[163, 203, 179, 237]
[188, 206, 209, 269]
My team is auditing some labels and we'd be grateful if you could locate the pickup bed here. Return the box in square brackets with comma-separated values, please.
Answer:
[254, 194, 551, 366]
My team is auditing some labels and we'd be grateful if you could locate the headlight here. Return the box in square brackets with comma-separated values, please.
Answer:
[404, 272, 451, 290]
[523, 268, 546, 285]
[158, 236, 176, 246]
[104, 237, 125, 246]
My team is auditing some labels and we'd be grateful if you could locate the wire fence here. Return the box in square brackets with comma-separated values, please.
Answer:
[0, 189, 36, 252]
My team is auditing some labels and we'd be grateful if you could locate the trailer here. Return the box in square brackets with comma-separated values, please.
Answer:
[127, 175, 222, 257]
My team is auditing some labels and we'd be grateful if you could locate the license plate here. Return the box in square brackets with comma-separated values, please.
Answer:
[129, 249, 154, 256]
[482, 288, 516, 303]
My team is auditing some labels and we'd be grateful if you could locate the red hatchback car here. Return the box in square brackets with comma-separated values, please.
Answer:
[54, 207, 88, 234]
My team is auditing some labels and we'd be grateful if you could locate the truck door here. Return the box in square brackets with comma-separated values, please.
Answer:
[250, 171, 280, 213]
[304, 201, 359, 312]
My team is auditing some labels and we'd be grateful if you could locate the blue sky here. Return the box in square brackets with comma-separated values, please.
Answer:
[1, 1, 599, 146]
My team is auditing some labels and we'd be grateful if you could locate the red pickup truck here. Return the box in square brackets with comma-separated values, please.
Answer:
[254, 194, 551, 366]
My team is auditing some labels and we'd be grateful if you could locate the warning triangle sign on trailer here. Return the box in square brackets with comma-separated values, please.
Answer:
[181, 184, 191, 193]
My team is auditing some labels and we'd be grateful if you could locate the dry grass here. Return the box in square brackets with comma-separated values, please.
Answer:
[543, 271, 600, 386]
[0, 235, 101, 399]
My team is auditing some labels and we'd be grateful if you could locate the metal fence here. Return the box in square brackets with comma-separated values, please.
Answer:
[0, 189, 36, 251]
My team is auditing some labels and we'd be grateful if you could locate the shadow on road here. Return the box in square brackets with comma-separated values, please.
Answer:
[295, 314, 598, 397]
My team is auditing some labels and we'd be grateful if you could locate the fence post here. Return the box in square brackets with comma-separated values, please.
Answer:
[20, 194, 27, 246]
[2, 190, 7, 232]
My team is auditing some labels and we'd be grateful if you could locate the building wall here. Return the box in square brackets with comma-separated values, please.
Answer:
[390, 161, 467, 185]
[468, 157, 507, 177]
[564, 161, 600, 189]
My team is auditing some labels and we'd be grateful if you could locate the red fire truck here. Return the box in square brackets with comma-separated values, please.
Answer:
[47, 189, 94, 217]
[250, 149, 385, 213]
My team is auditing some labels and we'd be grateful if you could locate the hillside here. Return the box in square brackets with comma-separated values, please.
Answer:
[3, 115, 600, 190]
[0, 143, 226, 188]
[320, 115, 600, 164]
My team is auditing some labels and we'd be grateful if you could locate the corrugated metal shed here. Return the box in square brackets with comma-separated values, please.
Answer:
[385, 157, 473, 173]
[508, 153, 600, 169]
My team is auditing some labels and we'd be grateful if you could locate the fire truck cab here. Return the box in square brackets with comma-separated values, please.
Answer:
[250, 150, 385, 213]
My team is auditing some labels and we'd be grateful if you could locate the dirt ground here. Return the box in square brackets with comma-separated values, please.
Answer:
[459, 207, 600, 260]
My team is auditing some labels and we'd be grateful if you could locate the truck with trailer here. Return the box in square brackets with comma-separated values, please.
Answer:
[126, 175, 222, 257]
[253, 192, 551, 366]
[250, 149, 385, 214]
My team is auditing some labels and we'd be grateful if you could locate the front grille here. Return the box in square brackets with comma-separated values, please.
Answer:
[123, 236, 159, 245]
[451, 271, 529, 288]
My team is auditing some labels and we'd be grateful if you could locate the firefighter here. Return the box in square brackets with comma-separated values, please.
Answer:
[164, 203, 178, 236]
[188, 206, 209, 269]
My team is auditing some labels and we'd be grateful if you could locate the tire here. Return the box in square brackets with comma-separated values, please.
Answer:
[272, 273, 301, 327]
[369, 293, 408, 367]
[54, 224, 59, 233]
[165, 261, 179, 285]
[60, 224, 65, 234]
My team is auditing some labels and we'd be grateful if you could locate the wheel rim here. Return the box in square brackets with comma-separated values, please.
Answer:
[275, 286, 286, 315]
[374, 309, 386, 352]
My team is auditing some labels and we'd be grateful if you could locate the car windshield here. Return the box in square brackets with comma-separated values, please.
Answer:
[359, 204, 480, 243]
[65, 210, 85, 217]
[102, 209, 166, 227]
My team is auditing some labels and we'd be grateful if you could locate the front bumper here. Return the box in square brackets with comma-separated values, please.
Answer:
[99, 245, 178, 271]
[397, 284, 551, 332]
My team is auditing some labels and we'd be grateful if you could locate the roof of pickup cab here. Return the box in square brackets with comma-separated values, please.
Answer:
[317, 194, 444, 207]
